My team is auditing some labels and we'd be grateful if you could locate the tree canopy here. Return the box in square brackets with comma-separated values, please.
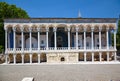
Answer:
[0, 2, 29, 53]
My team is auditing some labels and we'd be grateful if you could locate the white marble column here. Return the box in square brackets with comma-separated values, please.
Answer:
[99, 52, 102, 62]
[107, 52, 109, 61]
[8, 31, 10, 48]
[99, 27, 102, 49]
[5, 27, 8, 52]
[5, 54, 8, 64]
[92, 52, 94, 62]
[13, 27, 16, 51]
[22, 54, 24, 64]
[84, 52, 86, 62]
[5, 27, 8, 64]
[54, 27, 57, 50]
[76, 27, 79, 49]
[91, 28, 94, 50]
[20, 27, 24, 51]
[84, 28, 86, 50]
[29, 28, 32, 51]
[38, 54, 40, 63]
[114, 29, 116, 50]
[106, 28, 109, 49]
[37, 28, 40, 51]
[114, 52, 117, 61]
[68, 27, 70, 49]
[13, 54, 16, 64]
[46, 27, 49, 50]
[30, 54, 32, 63]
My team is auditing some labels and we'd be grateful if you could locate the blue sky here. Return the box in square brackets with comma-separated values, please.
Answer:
[1, 0, 120, 18]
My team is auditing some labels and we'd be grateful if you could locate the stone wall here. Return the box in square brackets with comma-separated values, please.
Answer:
[47, 52, 78, 63]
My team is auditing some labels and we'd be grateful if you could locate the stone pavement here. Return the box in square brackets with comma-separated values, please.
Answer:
[0, 64, 120, 81]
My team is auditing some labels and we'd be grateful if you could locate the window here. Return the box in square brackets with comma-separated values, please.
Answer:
[41, 40, 44, 44]
[78, 40, 80, 43]
[57, 36, 62, 42]
[19, 40, 21, 44]
[32, 43, 34, 48]
[97, 44, 99, 48]
[86, 42, 89, 47]
[97, 38, 99, 42]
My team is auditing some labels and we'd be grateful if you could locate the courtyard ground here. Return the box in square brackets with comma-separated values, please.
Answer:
[0, 63, 120, 81]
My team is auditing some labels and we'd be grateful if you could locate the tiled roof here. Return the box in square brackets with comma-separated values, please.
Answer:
[4, 17, 117, 23]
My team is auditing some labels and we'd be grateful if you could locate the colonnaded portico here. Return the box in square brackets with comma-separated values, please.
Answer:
[4, 18, 117, 64]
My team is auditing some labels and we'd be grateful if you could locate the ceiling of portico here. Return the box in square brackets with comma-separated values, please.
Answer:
[5, 23, 116, 32]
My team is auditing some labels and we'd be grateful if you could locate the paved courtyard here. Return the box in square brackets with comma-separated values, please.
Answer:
[0, 63, 120, 81]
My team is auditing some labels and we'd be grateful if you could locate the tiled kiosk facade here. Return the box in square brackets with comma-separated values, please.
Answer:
[4, 18, 117, 64]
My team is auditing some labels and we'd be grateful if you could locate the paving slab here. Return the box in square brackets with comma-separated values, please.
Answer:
[0, 64, 120, 81]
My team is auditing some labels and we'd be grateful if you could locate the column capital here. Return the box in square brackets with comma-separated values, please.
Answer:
[67, 27, 71, 32]
[53, 27, 57, 32]
[29, 27, 32, 32]
[20, 27, 24, 32]
[106, 27, 109, 31]
[4, 26, 8, 31]
[114, 28, 117, 32]
[91, 27, 94, 31]
[83, 27, 87, 32]
[37, 27, 41, 32]
[46, 27, 49, 32]
[75, 27, 79, 32]
[12, 27, 16, 31]
[99, 27, 102, 31]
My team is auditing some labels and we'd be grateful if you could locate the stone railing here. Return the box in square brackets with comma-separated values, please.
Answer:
[6, 46, 115, 53]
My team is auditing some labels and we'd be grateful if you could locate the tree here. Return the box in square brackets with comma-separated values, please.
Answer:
[0, 2, 29, 53]
[116, 20, 120, 50]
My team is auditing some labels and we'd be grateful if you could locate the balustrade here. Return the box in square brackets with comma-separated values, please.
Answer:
[6, 46, 114, 53]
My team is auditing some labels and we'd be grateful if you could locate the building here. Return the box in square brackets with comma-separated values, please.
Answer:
[4, 18, 117, 64]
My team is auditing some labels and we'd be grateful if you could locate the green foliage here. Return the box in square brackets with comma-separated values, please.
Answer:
[116, 20, 120, 50]
[0, 45, 4, 53]
[0, 2, 29, 19]
[0, 2, 29, 52]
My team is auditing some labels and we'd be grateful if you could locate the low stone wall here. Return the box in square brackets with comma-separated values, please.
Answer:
[0, 54, 5, 64]
[47, 52, 78, 63]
